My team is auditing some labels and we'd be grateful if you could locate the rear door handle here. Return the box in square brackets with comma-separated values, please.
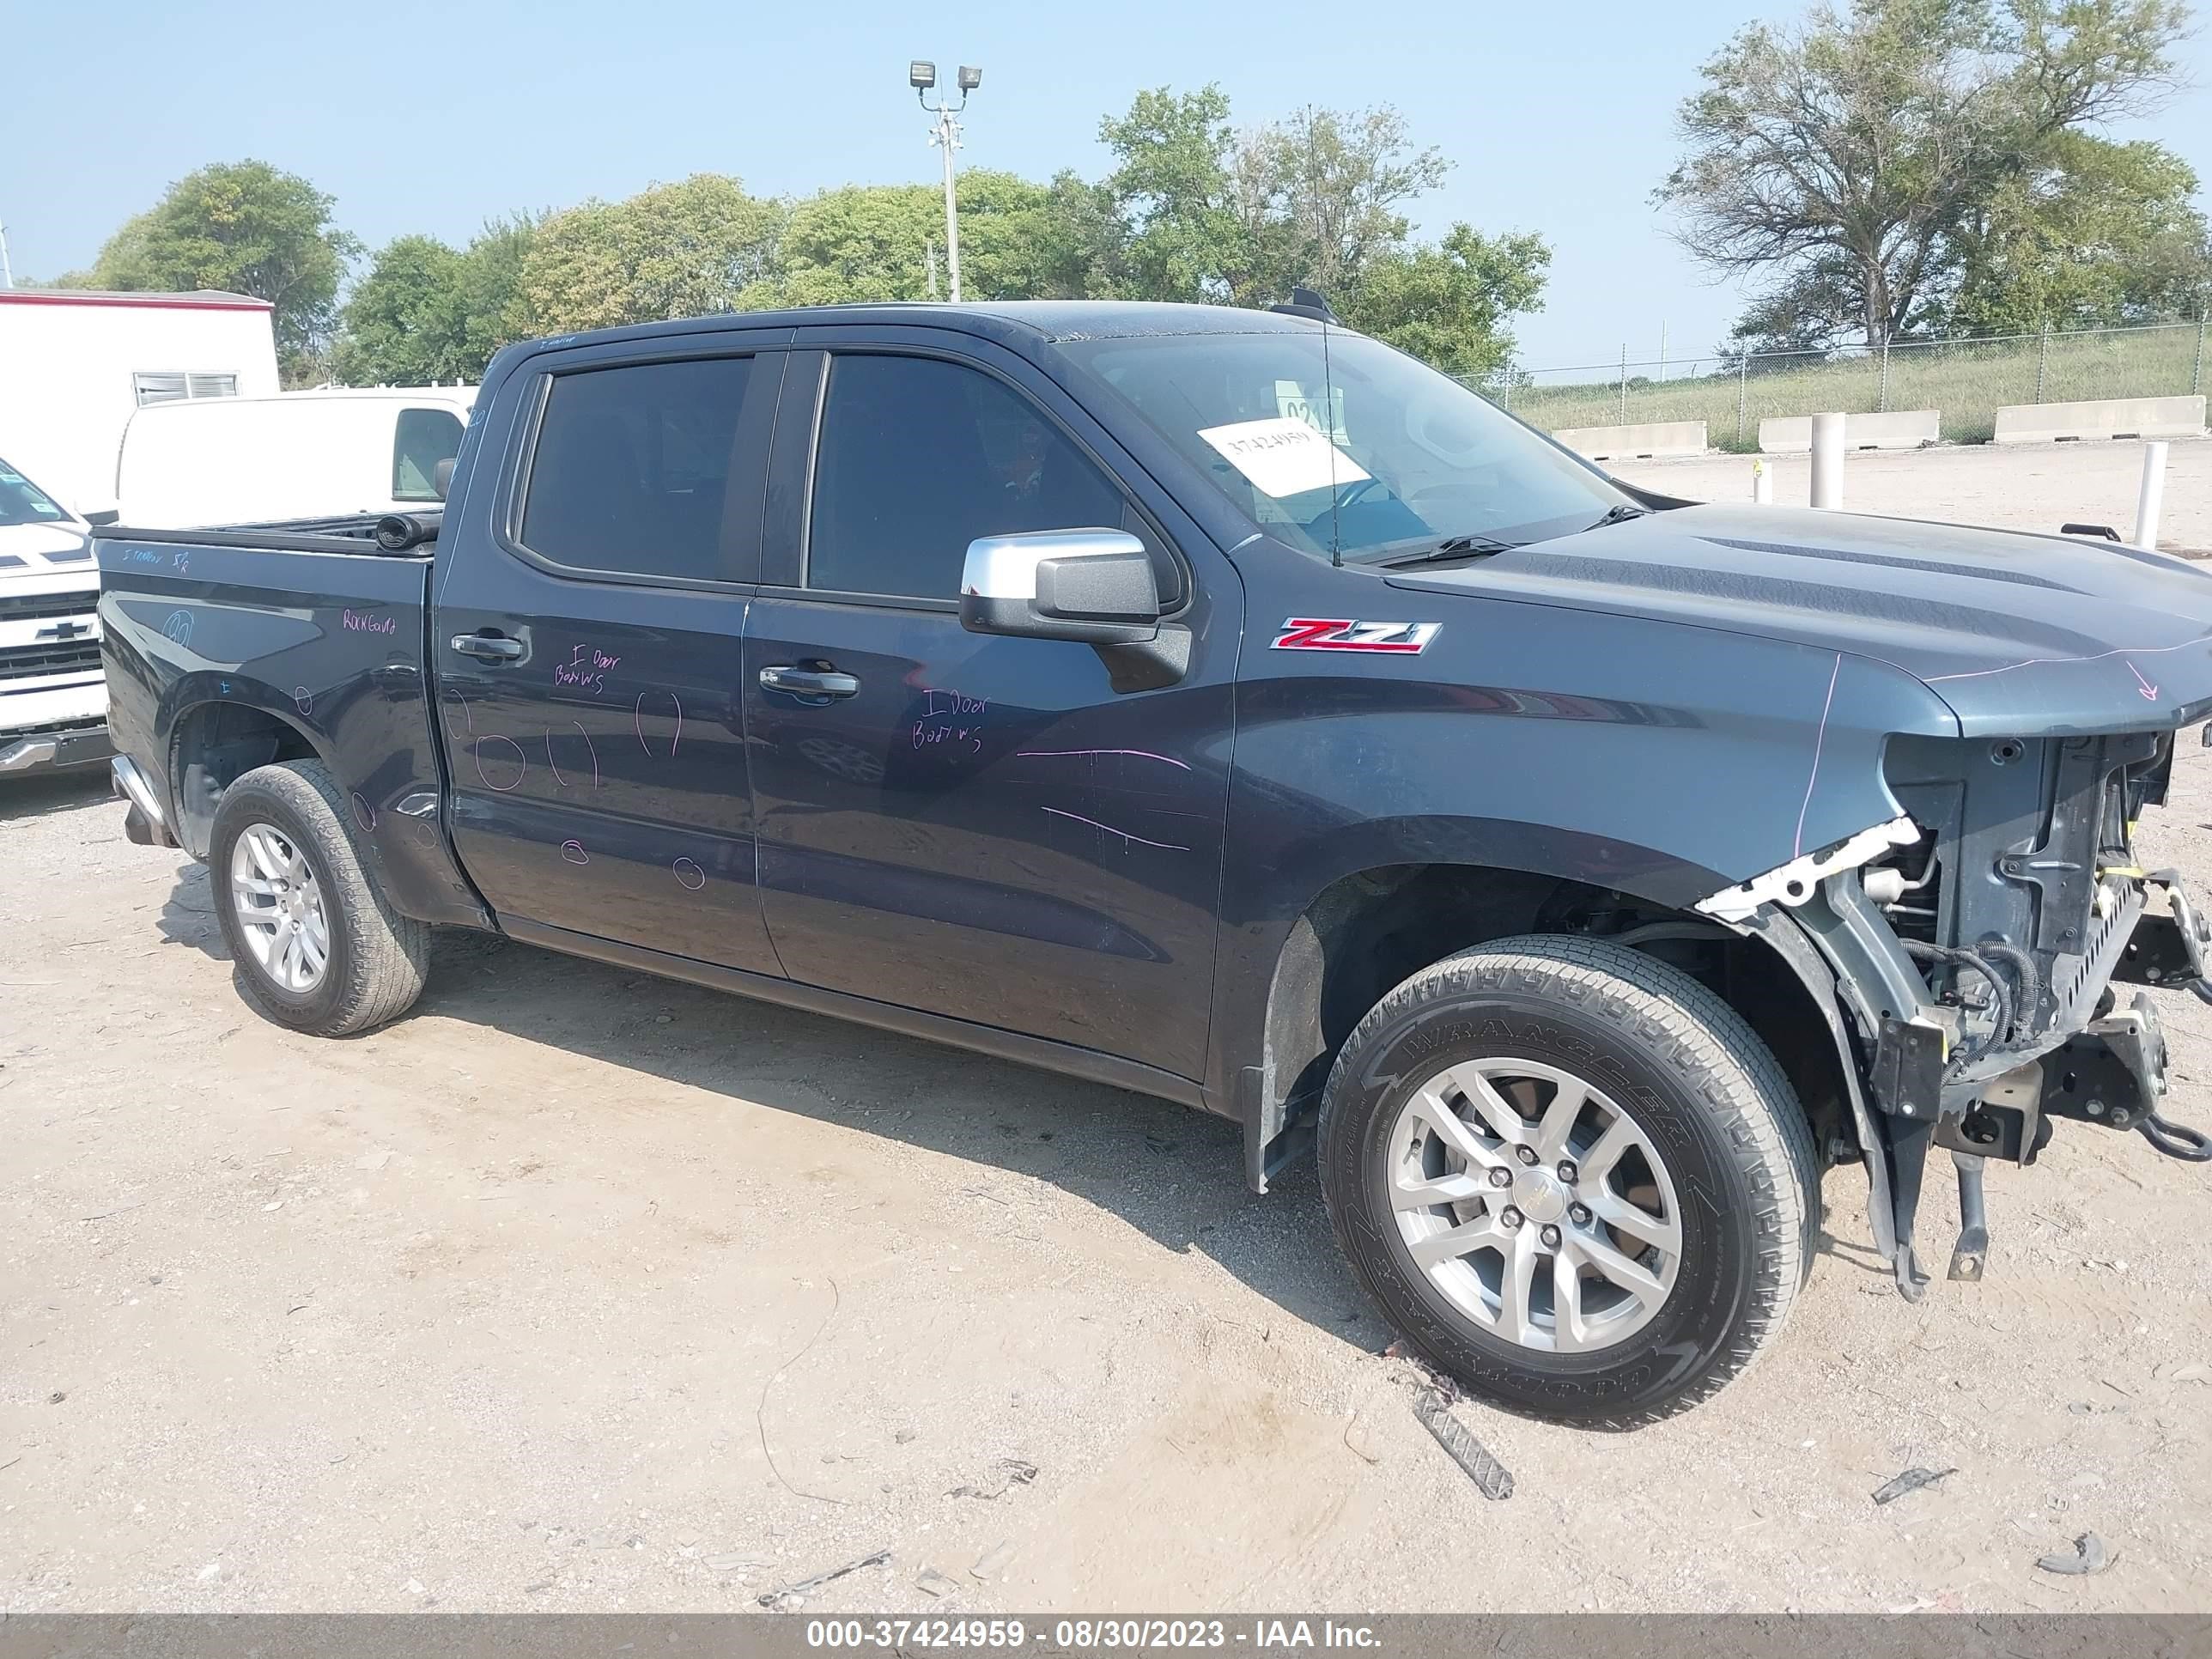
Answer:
[758, 664, 860, 700]
[451, 632, 524, 663]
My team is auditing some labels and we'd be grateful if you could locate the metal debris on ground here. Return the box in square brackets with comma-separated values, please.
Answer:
[757, 1547, 892, 1611]
[1871, 1466, 1956, 1505]
[2036, 1532, 2115, 1576]
[915, 1567, 962, 1597]
[1409, 1386, 1514, 1501]
[949, 1457, 1038, 1500]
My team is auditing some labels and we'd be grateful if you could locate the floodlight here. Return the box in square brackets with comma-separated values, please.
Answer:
[909, 61, 936, 89]
[957, 65, 981, 91]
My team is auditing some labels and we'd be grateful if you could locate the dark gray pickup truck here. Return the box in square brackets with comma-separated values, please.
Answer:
[97, 299, 2212, 1423]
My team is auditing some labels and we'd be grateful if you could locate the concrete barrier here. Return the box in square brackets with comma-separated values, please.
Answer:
[1992, 395, 2206, 444]
[1760, 410, 1940, 453]
[1553, 421, 1707, 461]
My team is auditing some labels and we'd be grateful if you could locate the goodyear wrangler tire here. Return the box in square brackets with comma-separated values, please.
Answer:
[1318, 933, 1819, 1425]
[209, 760, 429, 1036]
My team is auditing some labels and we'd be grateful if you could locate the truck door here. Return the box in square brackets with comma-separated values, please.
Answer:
[434, 332, 786, 976]
[741, 338, 1240, 1080]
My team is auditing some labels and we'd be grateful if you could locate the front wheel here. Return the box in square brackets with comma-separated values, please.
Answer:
[209, 760, 429, 1036]
[1318, 934, 1818, 1425]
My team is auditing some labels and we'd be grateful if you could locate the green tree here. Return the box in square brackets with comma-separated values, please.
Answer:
[1944, 132, 2212, 331]
[1344, 226, 1552, 378]
[451, 214, 538, 364]
[1243, 105, 1450, 295]
[518, 175, 785, 334]
[334, 216, 538, 385]
[81, 160, 361, 377]
[332, 235, 468, 385]
[1097, 86, 1264, 303]
[1096, 86, 1474, 315]
[756, 171, 1099, 306]
[1659, 0, 2193, 349]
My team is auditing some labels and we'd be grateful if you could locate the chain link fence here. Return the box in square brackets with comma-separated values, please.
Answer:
[1479, 318, 2210, 450]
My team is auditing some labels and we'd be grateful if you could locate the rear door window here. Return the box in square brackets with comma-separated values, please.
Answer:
[518, 356, 756, 582]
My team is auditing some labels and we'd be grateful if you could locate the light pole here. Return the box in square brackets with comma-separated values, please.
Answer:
[910, 60, 979, 303]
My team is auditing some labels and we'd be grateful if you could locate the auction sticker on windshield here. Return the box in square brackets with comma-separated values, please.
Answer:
[1197, 416, 1370, 499]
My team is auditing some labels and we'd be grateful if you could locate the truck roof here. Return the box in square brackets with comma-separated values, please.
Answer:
[0, 288, 274, 312]
[520, 300, 1328, 357]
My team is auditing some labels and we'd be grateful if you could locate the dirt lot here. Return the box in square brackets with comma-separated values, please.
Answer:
[6, 444, 2212, 1616]
[1611, 435, 2211, 556]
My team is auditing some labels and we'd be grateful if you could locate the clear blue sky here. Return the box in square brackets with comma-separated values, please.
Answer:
[4, 0, 2209, 367]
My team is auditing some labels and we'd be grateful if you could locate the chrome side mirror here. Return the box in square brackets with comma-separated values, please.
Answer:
[958, 527, 1161, 645]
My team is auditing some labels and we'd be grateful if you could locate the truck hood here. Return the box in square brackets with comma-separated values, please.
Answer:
[0, 520, 95, 575]
[1389, 501, 2212, 738]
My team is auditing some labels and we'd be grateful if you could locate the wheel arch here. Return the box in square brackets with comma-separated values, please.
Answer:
[1239, 857, 1859, 1196]
[163, 686, 331, 859]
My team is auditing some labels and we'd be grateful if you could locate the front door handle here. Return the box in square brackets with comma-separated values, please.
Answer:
[758, 664, 860, 700]
[451, 632, 525, 663]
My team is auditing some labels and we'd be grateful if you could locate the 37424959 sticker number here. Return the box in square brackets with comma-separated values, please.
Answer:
[1270, 617, 1442, 655]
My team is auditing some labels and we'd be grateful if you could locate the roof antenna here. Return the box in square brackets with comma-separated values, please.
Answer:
[1317, 292, 1342, 566]
[1271, 285, 1345, 561]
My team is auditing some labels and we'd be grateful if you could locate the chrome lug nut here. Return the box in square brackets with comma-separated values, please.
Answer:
[1514, 1144, 1539, 1166]
[1569, 1202, 1592, 1225]
[1499, 1206, 1522, 1229]
[1487, 1166, 1512, 1188]
[1557, 1159, 1577, 1184]
[1540, 1224, 1562, 1249]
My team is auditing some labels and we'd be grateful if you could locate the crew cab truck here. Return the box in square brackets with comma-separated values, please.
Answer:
[97, 301, 2212, 1423]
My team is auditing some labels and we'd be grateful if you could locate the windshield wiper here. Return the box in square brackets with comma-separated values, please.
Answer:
[1583, 503, 1650, 532]
[1376, 533, 1522, 569]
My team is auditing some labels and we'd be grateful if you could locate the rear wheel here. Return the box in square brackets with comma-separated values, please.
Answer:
[1318, 933, 1818, 1425]
[209, 760, 428, 1036]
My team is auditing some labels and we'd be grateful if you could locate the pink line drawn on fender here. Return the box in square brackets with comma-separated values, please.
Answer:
[2127, 659, 2160, 701]
[673, 857, 706, 890]
[574, 721, 599, 788]
[545, 731, 568, 788]
[1790, 653, 1843, 860]
[1017, 748, 1191, 771]
[474, 734, 526, 792]
[293, 686, 312, 716]
[561, 840, 589, 866]
[635, 690, 684, 757]
[350, 793, 376, 832]
[1041, 805, 1189, 852]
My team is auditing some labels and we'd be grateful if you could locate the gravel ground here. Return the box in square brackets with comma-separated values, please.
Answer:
[5, 444, 2212, 1614]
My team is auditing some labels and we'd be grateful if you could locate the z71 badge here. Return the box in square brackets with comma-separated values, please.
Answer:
[1270, 617, 1442, 655]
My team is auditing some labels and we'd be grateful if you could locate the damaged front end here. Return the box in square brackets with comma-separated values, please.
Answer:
[1700, 726, 2212, 1299]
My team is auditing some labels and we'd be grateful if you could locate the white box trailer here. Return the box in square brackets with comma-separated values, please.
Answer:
[0, 288, 281, 516]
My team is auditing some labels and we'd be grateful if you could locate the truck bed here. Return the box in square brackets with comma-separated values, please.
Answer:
[94, 520, 483, 927]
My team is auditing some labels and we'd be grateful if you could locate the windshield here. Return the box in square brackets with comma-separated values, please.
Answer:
[1059, 328, 1630, 561]
[0, 459, 73, 529]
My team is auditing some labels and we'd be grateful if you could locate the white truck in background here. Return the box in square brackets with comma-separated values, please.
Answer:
[0, 455, 106, 777]
[0, 288, 281, 517]
[113, 388, 474, 528]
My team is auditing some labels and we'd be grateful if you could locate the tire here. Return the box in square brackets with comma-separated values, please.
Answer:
[208, 760, 429, 1036]
[1318, 933, 1819, 1426]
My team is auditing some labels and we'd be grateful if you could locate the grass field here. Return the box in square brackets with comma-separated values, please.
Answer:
[1491, 320, 2208, 449]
